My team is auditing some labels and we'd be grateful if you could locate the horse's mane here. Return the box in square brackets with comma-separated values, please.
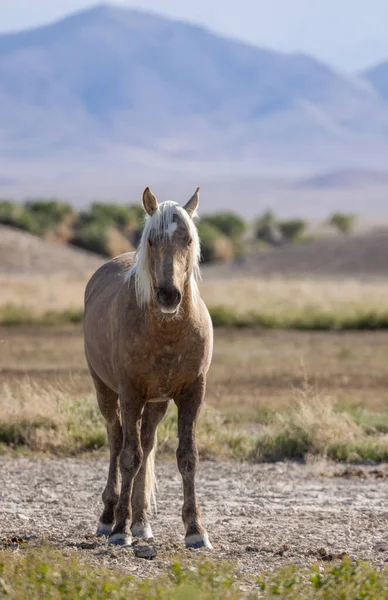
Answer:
[126, 201, 201, 308]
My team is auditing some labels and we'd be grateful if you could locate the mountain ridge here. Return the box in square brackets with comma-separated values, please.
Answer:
[1, 3, 388, 208]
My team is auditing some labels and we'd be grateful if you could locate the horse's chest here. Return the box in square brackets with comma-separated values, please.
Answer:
[138, 343, 196, 398]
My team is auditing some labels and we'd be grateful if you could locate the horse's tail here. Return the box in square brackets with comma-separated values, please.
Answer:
[145, 440, 157, 515]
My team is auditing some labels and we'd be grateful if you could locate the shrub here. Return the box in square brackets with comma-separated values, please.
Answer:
[7, 199, 74, 236]
[255, 210, 283, 245]
[200, 212, 246, 240]
[279, 219, 306, 242]
[197, 222, 234, 263]
[328, 212, 355, 234]
[0, 199, 22, 225]
[71, 221, 109, 256]
[87, 203, 144, 230]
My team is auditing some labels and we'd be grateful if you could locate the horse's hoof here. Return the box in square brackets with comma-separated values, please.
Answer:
[131, 522, 154, 540]
[96, 522, 113, 537]
[108, 533, 132, 547]
[185, 533, 213, 550]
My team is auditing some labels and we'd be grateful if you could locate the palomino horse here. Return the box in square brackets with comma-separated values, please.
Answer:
[83, 188, 213, 549]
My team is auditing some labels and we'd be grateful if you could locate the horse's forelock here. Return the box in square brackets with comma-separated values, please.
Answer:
[126, 201, 201, 307]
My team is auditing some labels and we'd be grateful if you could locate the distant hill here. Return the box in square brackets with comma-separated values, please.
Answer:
[1, 3, 388, 170]
[363, 61, 388, 101]
[297, 169, 388, 190]
[0, 225, 103, 275]
[203, 231, 388, 280]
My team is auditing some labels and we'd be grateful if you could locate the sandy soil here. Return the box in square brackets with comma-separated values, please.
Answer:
[1, 458, 387, 584]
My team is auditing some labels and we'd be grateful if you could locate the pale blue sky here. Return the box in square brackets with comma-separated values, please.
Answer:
[1, 0, 387, 71]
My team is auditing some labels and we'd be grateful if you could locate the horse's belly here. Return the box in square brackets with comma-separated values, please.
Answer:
[148, 396, 172, 403]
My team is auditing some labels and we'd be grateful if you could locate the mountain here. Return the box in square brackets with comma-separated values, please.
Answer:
[1, 4, 388, 168]
[3, 4, 388, 216]
[363, 61, 388, 102]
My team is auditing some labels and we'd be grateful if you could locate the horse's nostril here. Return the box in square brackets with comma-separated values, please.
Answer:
[156, 287, 181, 307]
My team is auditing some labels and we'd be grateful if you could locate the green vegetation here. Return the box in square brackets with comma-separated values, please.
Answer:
[255, 212, 308, 245]
[254, 210, 281, 245]
[328, 212, 355, 235]
[0, 548, 387, 600]
[278, 219, 306, 242]
[0, 199, 143, 257]
[208, 305, 388, 330]
[0, 304, 83, 326]
[197, 221, 235, 262]
[4, 303, 388, 331]
[256, 558, 388, 599]
[2, 197, 357, 264]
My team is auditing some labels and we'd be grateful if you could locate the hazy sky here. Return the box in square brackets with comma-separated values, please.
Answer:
[1, 0, 387, 71]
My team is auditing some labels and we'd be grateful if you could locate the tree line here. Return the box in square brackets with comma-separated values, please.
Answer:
[0, 199, 355, 263]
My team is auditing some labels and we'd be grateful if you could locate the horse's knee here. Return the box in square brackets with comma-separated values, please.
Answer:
[120, 445, 143, 474]
[176, 444, 198, 476]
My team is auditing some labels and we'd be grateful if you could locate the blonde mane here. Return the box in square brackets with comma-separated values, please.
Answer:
[126, 201, 201, 308]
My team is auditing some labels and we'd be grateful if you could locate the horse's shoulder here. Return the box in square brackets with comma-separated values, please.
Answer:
[84, 252, 136, 305]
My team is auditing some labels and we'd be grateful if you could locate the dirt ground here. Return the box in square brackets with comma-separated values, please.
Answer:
[1, 458, 387, 583]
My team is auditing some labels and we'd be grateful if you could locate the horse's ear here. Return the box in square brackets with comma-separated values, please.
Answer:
[183, 187, 200, 218]
[142, 187, 159, 216]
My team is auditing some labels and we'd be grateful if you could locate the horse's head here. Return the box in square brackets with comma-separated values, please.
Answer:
[131, 188, 201, 315]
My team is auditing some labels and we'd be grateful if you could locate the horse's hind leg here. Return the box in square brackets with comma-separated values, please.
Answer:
[91, 374, 122, 537]
[131, 401, 169, 539]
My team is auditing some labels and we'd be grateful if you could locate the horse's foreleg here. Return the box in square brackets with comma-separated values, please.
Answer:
[93, 378, 121, 537]
[131, 401, 169, 539]
[108, 388, 143, 546]
[175, 376, 212, 549]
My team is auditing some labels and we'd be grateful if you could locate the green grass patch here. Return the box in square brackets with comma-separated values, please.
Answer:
[0, 548, 387, 599]
[0, 304, 83, 326]
[208, 305, 388, 330]
[4, 303, 388, 330]
[257, 557, 388, 599]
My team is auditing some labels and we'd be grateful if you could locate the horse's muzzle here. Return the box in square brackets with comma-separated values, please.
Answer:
[155, 287, 182, 314]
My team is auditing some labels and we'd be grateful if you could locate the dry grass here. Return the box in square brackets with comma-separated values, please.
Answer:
[0, 380, 106, 455]
[3, 273, 388, 319]
[1, 322, 388, 461]
[1, 377, 387, 462]
[0, 274, 89, 314]
[200, 276, 388, 317]
[250, 384, 388, 463]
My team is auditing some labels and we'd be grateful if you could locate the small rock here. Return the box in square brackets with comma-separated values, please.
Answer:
[274, 544, 290, 556]
[133, 545, 157, 560]
[79, 541, 97, 550]
[245, 546, 259, 553]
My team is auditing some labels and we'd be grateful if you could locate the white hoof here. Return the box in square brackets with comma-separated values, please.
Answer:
[185, 532, 213, 550]
[131, 522, 154, 539]
[96, 522, 113, 537]
[108, 533, 132, 547]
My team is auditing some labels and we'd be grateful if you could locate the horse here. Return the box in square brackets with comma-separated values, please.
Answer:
[83, 187, 213, 549]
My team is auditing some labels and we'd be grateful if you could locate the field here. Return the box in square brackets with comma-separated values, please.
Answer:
[1, 225, 388, 597]
[1, 321, 388, 597]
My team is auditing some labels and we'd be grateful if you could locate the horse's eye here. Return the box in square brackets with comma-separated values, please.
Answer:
[188, 238, 193, 246]
[148, 239, 153, 247]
